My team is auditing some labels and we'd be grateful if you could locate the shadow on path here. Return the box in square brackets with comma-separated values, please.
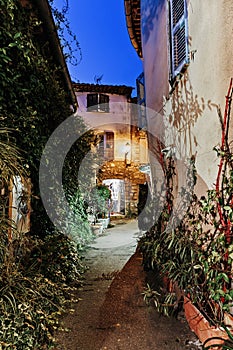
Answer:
[54, 219, 201, 350]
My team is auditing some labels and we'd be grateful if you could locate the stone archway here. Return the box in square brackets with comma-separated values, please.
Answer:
[98, 161, 146, 216]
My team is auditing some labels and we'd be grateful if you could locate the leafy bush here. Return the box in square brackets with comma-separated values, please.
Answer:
[0, 1, 98, 348]
[0, 230, 84, 350]
[87, 185, 111, 220]
[139, 194, 233, 323]
[0, 128, 85, 348]
[26, 231, 86, 285]
[0, 272, 65, 349]
[66, 191, 94, 249]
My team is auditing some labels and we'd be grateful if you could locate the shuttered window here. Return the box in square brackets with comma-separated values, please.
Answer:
[97, 132, 114, 160]
[104, 132, 114, 160]
[87, 93, 109, 112]
[136, 72, 147, 130]
[169, 0, 189, 79]
[87, 94, 98, 111]
[99, 94, 109, 107]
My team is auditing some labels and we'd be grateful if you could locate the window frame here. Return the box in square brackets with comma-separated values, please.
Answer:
[169, 0, 189, 81]
[87, 93, 109, 112]
[136, 72, 147, 130]
[97, 131, 114, 161]
[104, 131, 114, 160]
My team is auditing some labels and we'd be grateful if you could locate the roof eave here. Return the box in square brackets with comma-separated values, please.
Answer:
[73, 83, 134, 99]
[124, 0, 142, 59]
[33, 0, 78, 111]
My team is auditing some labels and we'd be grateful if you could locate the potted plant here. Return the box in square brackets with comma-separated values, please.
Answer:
[87, 185, 111, 234]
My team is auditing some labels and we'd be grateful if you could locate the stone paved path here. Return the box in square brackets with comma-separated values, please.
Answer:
[54, 219, 202, 350]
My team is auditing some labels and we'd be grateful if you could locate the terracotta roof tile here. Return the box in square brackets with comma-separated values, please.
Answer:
[73, 83, 134, 97]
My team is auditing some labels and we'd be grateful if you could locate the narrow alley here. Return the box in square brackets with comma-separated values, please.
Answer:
[1, 1, 233, 349]
[55, 219, 202, 350]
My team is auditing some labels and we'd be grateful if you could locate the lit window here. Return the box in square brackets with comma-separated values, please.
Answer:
[87, 93, 109, 112]
[169, 0, 189, 80]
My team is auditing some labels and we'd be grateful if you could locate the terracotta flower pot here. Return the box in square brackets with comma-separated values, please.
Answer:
[184, 296, 233, 349]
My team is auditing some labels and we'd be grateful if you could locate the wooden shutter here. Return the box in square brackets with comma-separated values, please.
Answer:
[170, 0, 189, 78]
[87, 93, 109, 112]
[87, 93, 98, 111]
[97, 134, 105, 159]
[104, 132, 114, 160]
[99, 94, 109, 112]
[136, 72, 147, 130]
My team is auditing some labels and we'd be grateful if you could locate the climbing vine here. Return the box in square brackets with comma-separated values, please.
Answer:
[49, 0, 82, 67]
[0, 1, 94, 348]
[0, 0, 92, 236]
[139, 81, 233, 327]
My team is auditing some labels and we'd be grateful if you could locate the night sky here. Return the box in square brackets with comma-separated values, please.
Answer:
[53, 0, 142, 96]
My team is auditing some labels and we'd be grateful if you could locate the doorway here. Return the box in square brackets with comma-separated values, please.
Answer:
[103, 179, 125, 214]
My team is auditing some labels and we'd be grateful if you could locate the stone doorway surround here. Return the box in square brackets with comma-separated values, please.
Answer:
[98, 160, 147, 216]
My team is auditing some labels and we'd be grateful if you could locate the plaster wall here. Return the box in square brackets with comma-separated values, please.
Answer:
[75, 92, 148, 164]
[10, 176, 31, 234]
[76, 92, 131, 161]
[75, 90, 148, 215]
[141, 0, 169, 112]
[141, 0, 233, 193]
[180, 0, 233, 189]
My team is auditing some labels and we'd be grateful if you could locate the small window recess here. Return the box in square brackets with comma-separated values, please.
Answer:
[87, 93, 109, 112]
[97, 132, 114, 160]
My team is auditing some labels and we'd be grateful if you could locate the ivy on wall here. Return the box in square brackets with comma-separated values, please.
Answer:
[0, 2, 97, 347]
[0, 0, 93, 238]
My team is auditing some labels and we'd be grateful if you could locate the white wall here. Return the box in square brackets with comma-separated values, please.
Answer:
[75, 92, 131, 161]
[141, 0, 233, 193]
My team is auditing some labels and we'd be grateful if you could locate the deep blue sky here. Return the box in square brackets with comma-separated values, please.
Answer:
[53, 0, 142, 95]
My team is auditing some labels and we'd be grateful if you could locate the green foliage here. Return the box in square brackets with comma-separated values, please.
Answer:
[62, 131, 99, 247]
[49, 0, 82, 67]
[142, 283, 178, 317]
[0, 1, 93, 349]
[140, 175, 233, 323]
[0, 0, 74, 234]
[66, 190, 94, 249]
[88, 185, 111, 219]
[0, 0, 94, 239]
[139, 104, 233, 326]
[0, 230, 84, 349]
[24, 231, 86, 285]
[0, 272, 65, 349]
[0, 128, 25, 184]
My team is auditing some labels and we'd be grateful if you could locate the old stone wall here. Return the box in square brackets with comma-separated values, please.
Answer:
[98, 161, 146, 215]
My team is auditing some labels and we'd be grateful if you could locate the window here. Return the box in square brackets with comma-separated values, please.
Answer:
[169, 0, 189, 80]
[104, 132, 114, 160]
[87, 93, 109, 112]
[97, 132, 114, 161]
[136, 72, 147, 130]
